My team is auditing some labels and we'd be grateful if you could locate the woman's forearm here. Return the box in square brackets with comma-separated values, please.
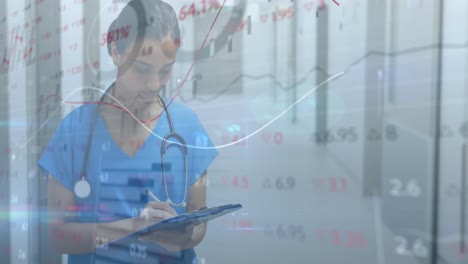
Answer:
[50, 217, 207, 254]
[49, 217, 150, 255]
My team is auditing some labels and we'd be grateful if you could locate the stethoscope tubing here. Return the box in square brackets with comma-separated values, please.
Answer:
[76, 83, 189, 207]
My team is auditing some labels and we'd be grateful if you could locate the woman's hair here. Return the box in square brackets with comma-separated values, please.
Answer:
[106, 0, 181, 56]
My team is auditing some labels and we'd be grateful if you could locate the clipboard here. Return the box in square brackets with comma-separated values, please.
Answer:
[98, 203, 242, 248]
[137, 203, 242, 233]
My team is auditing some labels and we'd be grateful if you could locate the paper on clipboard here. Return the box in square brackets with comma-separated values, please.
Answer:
[136, 203, 242, 234]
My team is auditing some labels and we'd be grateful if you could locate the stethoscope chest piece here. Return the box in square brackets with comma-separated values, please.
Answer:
[74, 177, 91, 199]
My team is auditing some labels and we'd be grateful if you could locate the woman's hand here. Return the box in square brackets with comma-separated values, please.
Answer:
[130, 201, 177, 232]
[139, 201, 177, 221]
[133, 201, 193, 251]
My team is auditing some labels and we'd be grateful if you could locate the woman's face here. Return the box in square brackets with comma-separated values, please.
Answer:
[111, 36, 178, 107]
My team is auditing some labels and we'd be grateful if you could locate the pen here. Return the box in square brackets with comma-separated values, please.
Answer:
[145, 188, 160, 202]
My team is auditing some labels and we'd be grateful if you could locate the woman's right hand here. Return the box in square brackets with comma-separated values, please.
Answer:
[139, 201, 177, 221]
[129, 201, 177, 234]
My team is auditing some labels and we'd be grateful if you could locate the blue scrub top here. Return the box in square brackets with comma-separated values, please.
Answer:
[38, 100, 218, 264]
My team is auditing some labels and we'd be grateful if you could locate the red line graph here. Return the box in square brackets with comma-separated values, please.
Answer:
[38, 0, 229, 125]
[165, 0, 228, 116]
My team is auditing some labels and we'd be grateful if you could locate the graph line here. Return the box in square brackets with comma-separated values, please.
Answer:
[178, 41, 468, 102]
[17, 71, 344, 150]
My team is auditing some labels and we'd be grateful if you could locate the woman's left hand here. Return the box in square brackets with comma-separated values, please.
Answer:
[138, 224, 195, 252]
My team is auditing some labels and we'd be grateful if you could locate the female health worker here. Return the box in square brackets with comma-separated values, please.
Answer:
[38, 0, 218, 263]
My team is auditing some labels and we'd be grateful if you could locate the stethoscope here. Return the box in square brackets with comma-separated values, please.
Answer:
[73, 83, 189, 207]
